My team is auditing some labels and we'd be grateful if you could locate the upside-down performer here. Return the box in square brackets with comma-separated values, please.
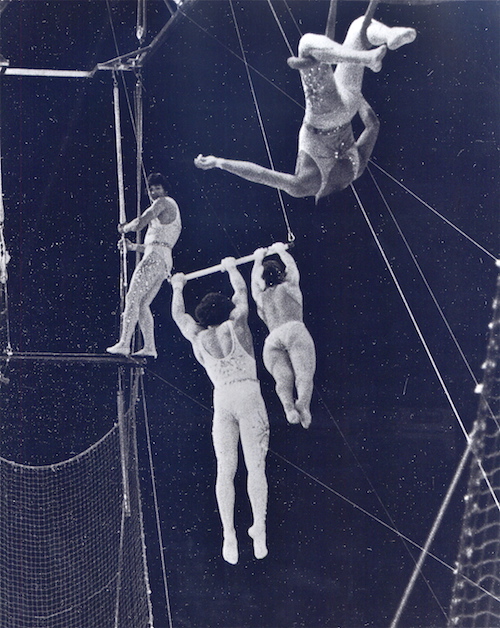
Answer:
[251, 243, 316, 428]
[171, 258, 269, 565]
[195, 16, 416, 202]
[107, 173, 181, 358]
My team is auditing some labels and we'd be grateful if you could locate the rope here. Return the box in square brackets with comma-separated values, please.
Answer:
[136, 0, 147, 44]
[270, 448, 500, 603]
[315, 385, 448, 618]
[351, 182, 500, 513]
[359, 0, 380, 48]
[229, 0, 295, 243]
[325, 0, 338, 40]
[369, 160, 498, 261]
[121, 359, 500, 611]
[390, 440, 473, 626]
[265, 0, 295, 56]
[367, 166, 500, 431]
[173, 5, 304, 111]
[117, 366, 131, 516]
[283, 1, 303, 38]
[112, 72, 129, 317]
[139, 371, 174, 628]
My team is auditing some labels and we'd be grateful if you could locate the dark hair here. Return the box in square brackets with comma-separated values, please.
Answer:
[262, 260, 285, 287]
[147, 172, 168, 191]
[195, 292, 235, 328]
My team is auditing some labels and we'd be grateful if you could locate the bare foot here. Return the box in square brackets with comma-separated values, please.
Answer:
[132, 348, 157, 359]
[248, 525, 268, 560]
[295, 401, 312, 429]
[194, 154, 220, 170]
[386, 27, 417, 51]
[222, 533, 238, 565]
[106, 343, 130, 356]
[368, 45, 387, 73]
[285, 407, 301, 425]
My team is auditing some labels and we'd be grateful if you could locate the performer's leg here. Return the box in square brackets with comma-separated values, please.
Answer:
[366, 19, 417, 51]
[293, 32, 386, 72]
[194, 153, 319, 199]
[288, 328, 316, 429]
[239, 396, 269, 560]
[134, 266, 166, 358]
[212, 406, 240, 565]
[263, 340, 300, 424]
[335, 16, 416, 94]
[107, 258, 151, 356]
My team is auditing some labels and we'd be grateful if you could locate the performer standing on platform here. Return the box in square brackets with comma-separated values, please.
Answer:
[107, 173, 181, 358]
[195, 16, 416, 201]
[171, 258, 269, 565]
[251, 243, 316, 428]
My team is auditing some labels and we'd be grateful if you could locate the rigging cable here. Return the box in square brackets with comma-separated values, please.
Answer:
[367, 165, 499, 430]
[136, 0, 147, 44]
[0, 63, 12, 385]
[229, 0, 295, 242]
[140, 362, 497, 607]
[362, 168, 500, 621]
[350, 182, 500, 514]
[112, 71, 129, 312]
[139, 370, 174, 628]
[269, 447, 498, 603]
[314, 385, 449, 621]
[369, 160, 498, 262]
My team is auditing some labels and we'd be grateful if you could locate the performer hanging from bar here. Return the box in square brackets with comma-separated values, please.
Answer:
[251, 243, 316, 428]
[107, 173, 181, 358]
[170, 258, 269, 565]
[194, 15, 416, 202]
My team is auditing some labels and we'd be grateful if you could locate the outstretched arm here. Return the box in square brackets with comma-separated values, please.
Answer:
[355, 97, 380, 176]
[171, 273, 200, 342]
[250, 248, 267, 309]
[273, 242, 300, 286]
[221, 257, 249, 319]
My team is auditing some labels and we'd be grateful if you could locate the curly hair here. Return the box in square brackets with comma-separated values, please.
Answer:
[147, 172, 168, 192]
[195, 292, 235, 328]
[262, 260, 285, 287]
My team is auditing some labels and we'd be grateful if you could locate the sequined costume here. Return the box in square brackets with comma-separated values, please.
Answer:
[108, 199, 181, 356]
[144, 214, 182, 272]
[299, 62, 360, 201]
[195, 319, 269, 438]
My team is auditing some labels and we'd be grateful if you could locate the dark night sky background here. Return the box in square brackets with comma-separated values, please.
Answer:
[0, 1, 498, 626]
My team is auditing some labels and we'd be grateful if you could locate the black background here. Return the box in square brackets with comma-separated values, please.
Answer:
[0, 1, 498, 626]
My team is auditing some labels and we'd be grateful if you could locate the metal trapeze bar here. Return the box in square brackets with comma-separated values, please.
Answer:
[0, 352, 146, 365]
[2, 68, 93, 78]
[184, 242, 291, 281]
[1, 0, 198, 78]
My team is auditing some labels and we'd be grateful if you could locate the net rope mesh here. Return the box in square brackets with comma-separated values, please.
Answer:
[448, 272, 500, 626]
[0, 420, 153, 628]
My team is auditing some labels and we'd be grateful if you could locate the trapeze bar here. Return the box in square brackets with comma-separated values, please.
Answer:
[184, 242, 290, 281]
[0, 352, 146, 365]
[3, 68, 93, 78]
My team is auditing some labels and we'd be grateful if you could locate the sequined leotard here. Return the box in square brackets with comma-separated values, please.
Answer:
[144, 203, 182, 272]
[298, 62, 361, 200]
[195, 320, 269, 438]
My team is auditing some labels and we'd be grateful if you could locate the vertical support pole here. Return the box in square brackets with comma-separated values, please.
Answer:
[113, 72, 128, 314]
[117, 366, 131, 516]
[324, 0, 337, 40]
[134, 71, 144, 254]
[360, 0, 380, 48]
[136, 0, 147, 44]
